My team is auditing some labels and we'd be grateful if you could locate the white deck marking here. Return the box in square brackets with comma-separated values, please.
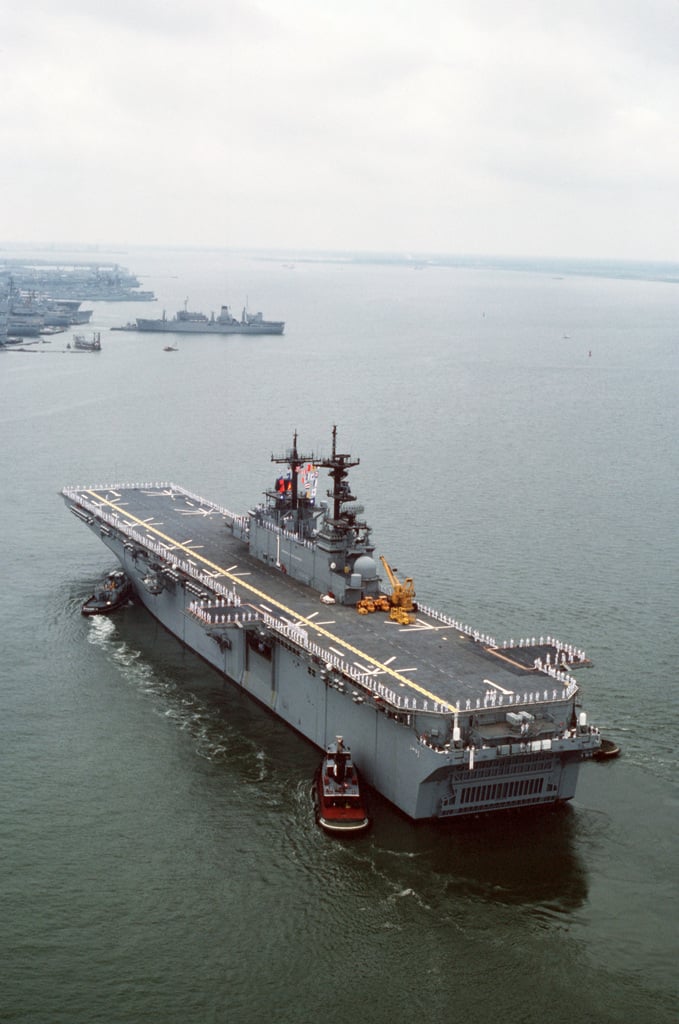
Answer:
[355, 659, 416, 676]
[412, 620, 451, 632]
[483, 677, 514, 695]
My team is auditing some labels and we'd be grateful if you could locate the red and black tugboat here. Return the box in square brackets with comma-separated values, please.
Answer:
[313, 737, 370, 835]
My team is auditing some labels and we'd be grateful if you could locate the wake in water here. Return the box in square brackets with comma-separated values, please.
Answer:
[83, 613, 291, 791]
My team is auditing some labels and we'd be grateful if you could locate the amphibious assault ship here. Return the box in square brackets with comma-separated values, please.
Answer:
[61, 429, 601, 821]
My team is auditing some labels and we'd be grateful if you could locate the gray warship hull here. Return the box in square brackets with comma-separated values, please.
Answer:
[134, 318, 284, 335]
[62, 442, 601, 822]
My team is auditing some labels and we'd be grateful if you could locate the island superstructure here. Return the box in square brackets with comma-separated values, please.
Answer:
[61, 428, 601, 821]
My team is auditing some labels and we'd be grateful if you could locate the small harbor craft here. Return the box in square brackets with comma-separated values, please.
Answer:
[69, 331, 101, 352]
[81, 570, 132, 616]
[593, 738, 621, 760]
[313, 737, 370, 835]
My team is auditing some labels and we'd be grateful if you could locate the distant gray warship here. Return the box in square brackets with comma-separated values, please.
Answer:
[133, 302, 284, 335]
[62, 428, 601, 821]
[1, 258, 155, 302]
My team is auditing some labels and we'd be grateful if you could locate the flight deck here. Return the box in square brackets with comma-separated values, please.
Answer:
[67, 483, 581, 718]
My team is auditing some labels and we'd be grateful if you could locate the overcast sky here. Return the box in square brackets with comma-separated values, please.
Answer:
[2, 0, 678, 260]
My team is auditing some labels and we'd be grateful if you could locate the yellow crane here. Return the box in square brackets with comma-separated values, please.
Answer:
[379, 555, 416, 624]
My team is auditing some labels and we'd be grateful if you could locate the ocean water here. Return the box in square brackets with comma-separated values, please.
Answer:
[1, 247, 677, 1024]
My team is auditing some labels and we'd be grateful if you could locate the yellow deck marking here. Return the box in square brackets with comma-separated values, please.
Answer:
[87, 490, 458, 712]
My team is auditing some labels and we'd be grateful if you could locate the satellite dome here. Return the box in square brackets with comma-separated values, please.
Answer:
[352, 555, 377, 580]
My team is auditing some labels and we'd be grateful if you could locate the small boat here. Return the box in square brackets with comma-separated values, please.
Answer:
[69, 331, 101, 352]
[313, 737, 370, 835]
[81, 570, 132, 616]
[163, 345, 178, 352]
[593, 737, 621, 760]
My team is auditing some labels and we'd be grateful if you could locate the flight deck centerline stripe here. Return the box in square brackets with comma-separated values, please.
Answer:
[85, 489, 458, 712]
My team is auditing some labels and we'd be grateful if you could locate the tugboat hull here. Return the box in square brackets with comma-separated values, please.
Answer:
[313, 739, 370, 835]
[81, 570, 131, 616]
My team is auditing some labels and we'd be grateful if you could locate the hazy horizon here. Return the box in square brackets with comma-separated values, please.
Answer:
[4, 1, 678, 262]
